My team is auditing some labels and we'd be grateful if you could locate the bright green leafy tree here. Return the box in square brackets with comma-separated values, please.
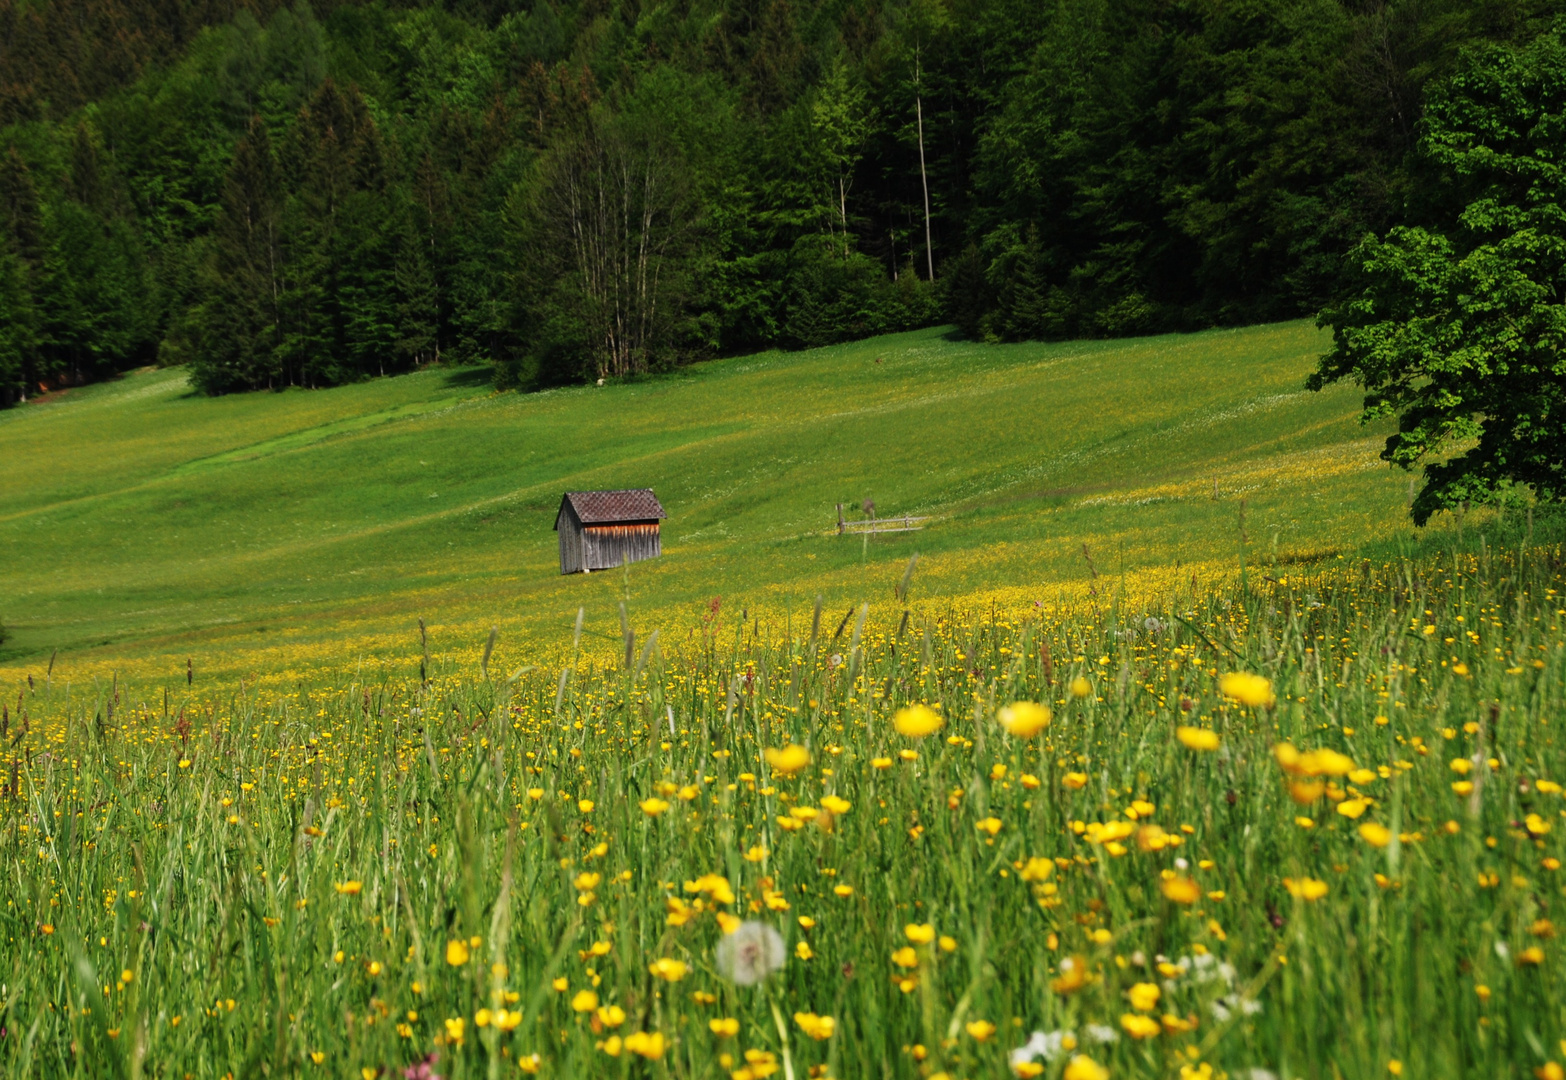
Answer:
[1313, 26, 1566, 524]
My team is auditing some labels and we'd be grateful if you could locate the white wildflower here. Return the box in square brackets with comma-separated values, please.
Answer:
[714, 921, 785, 986]
[1009, 1030, 1074, 1067]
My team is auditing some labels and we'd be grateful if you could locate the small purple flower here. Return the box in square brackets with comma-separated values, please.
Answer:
[403, 1052, 441, 1080]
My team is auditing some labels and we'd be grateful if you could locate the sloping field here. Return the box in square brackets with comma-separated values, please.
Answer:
[0, 320, 1408, 684]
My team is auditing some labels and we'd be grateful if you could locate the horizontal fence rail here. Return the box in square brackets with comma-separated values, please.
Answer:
[837, 514, 929, 535]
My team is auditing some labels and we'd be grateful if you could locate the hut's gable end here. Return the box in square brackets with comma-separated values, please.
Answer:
[556, 499, 587, 574]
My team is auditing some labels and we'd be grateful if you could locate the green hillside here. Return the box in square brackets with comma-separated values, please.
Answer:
[0, 320, 1410, 681]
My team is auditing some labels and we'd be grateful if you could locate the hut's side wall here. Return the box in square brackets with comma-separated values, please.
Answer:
[558, 506, 586, 574]
[582, 522, 661, 570]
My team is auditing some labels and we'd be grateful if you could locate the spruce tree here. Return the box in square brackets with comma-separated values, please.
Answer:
[193, 116, 283, 392]
[0, 148, 44, 397]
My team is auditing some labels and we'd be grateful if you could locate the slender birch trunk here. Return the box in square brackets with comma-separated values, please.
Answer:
[915, 52, 934, 281]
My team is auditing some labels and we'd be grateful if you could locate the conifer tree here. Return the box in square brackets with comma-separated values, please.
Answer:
[0, 148, 43, 398]
[193, 115, 282, 392]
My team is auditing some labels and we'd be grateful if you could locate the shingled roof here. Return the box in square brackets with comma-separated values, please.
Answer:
[555, 489, 667, 529]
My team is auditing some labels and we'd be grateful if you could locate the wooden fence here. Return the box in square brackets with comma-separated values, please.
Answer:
[836, 504, 928, 535]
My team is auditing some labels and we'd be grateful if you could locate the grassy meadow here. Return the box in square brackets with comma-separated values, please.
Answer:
[0, 319, 1409, 686]
[11, 320, 1566, 1080]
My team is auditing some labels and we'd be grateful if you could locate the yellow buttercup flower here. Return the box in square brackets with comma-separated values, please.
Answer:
[1275, 743, 1354, 777]
[445, 939, 470, 967]
[1219, 671, 1274, 707]
[684, 874, 735, 905]
[820, 795, 851, 814]
[640, 797, 670, 816]
[710, 1017, 739, 1037]
[1020, 857, 1053, 882]
[1128, 982, 1160, 1011]
[965, 1019, 996, 1041]
[1176, 726, 1219, 751]
[904, 923, 936, 944]
[648, 957, 688, 982]
[997, 701, 1051, 738]
[1121, 1012, 1161, 1039]
[622, 1031, 666, 1059]
[334, 880, 362, 895]
[1161, 876, 1201, 904]
[1284, 877, 1328, 901]
[893, 705, 943, 737]
[765, 744, 811, 775]
[571, 989, 599, 1013]
[794, 1012, 836, 1040]
[1064, 1056, 1108, 1080]
[1359, 822, 1392, 847]
[1069, 677, 1093, 699]
[1050, 956, 1089, 994]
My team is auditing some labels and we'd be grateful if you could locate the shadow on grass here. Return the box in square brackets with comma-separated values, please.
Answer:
[441, 365, 494, 390]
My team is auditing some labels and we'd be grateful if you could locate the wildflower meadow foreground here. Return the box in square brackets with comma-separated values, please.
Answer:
[6, 543, 1566, 1080]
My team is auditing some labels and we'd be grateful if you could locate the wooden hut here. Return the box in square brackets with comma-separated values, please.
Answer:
[554, 490, 667, 574]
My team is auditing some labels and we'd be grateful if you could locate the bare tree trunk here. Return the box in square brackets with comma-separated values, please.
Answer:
[544, 119, 687, 380]
[916, 90, 933, 281]
[915, 51, 934, 282]
[839, 176, 849, 257]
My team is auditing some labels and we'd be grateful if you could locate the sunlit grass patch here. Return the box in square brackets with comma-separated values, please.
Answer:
[2, 535, 1564, 1078]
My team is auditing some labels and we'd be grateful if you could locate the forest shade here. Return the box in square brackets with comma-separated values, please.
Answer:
[0, 0, 1551, 399]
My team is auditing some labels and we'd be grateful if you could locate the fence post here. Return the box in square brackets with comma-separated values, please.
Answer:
[837, 504, 845, 535]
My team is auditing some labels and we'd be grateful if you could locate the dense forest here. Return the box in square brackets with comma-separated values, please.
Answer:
[0, 0, 1554, 398]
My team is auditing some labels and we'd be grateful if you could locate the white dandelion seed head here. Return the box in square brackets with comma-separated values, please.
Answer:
[1085, 1024, 1119, 1044]
[1174, 857, 1189, 870]
[714, 921, 785, 986]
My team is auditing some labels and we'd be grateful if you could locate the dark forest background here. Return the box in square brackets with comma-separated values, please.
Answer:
[0, 0, 1553, 397]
